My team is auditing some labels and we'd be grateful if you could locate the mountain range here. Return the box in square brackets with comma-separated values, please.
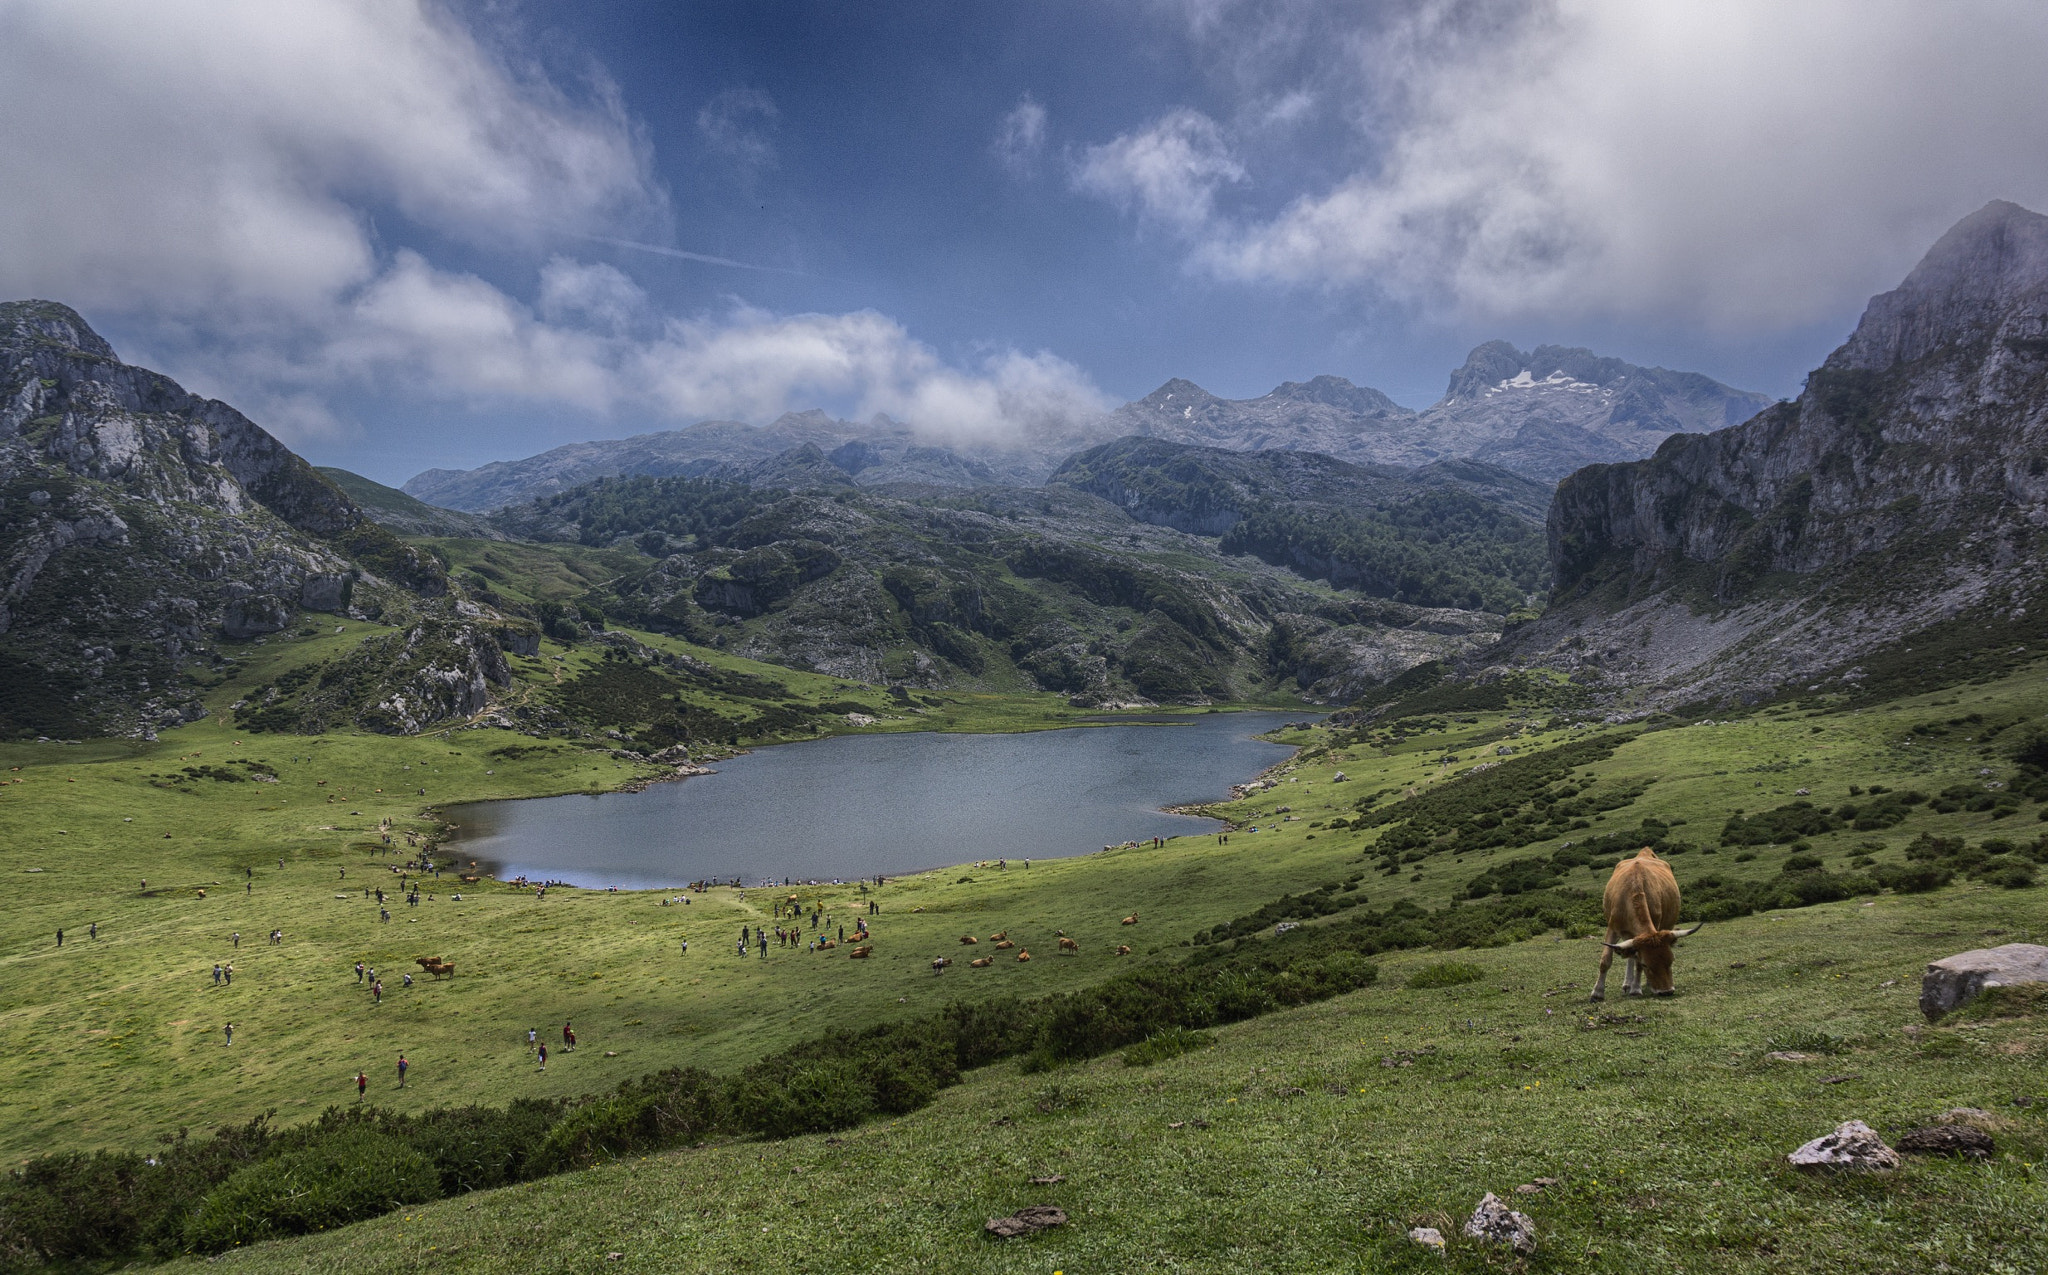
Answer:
[401, 344, 1773, 512]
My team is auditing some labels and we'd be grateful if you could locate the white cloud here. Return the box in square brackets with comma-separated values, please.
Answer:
[1072, 108, 1247, 232]
[696, 88, 780, 171]
[1182, 0, 2048, 326]
[993, 95, 1049, 176]
[0, 0, 659, 319]
[0, 2, 1108, 452]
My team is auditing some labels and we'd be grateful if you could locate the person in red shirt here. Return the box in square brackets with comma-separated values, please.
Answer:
[355, 1071, 368, 1100]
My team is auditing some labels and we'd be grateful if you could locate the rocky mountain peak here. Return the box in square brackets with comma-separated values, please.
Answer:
[0, 299, 119, 362]
[1441, 340, 1532, 400]
[1262, 375, 1407, 417]
[1139, 377, 1220, 408]
[1828, 199, 2048, 373]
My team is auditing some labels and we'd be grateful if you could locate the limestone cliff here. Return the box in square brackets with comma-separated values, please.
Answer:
[1502, 200, 2048, 708]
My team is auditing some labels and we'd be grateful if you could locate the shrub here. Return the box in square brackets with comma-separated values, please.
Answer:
[181, 1128, 438, 1253]
[1122, 1027, 1216, 1067]
[1408, 961, 1485, 989]
[727, 1058, 874, 1138]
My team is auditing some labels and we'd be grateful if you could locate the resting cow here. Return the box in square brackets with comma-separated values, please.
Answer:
[1593, 848, 1701, 1001]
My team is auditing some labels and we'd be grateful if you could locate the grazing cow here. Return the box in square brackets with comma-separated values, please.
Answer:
[1592, 848, 1702, 1001]
[1121, 914, 1138, 926]
[970, 956, 993, 968]
[415, 956, 442, 969]
[424, 961, 454, 980]
[1016, 950, 1032, 962]
[1057, 937, 1079, 953]
[1115, 945, 1131, 956]
[849, 944, 873, 959]
[960, 934, 980, 945]
[990, 930, 1008, 941]
[994, 939, 1015, 950]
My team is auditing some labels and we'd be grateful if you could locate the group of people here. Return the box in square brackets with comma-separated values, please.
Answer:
[524, 1020, 576, 1070]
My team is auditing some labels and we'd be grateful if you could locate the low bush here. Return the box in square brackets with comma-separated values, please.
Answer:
[1122, 1027, 1215, 1067]
[1407, 961, 1485, 989]
[181, 1128, 439, 1253]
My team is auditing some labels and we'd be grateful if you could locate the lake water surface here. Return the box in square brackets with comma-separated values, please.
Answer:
[446, 711, 1307, 888]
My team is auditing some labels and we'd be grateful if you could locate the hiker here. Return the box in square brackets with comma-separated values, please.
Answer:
[355, 962, 365, 983]
[537, 1043, 548, 1070]
[88, 922, 96, 940]
[55, 928, 62, 947]
[681, 938, 689, 953]
[372, 980, 383, 1003]
[223, 1022, 233, 1046]
[397, 1054, 409, 1087]
[402, 972, 413, 988]
[563, 1021, 576, 1051]
[232, 932, 240, 949]
[223, 963, 233, 985]
[527, 1027, 537, 1050]
[212, 963, 222, 986]
[356, 1071, 368, 1099]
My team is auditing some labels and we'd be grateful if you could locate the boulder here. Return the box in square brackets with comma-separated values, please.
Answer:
[1920, 943, 2048, 1021]
[1787, 1120, 1900, 1172]
[1407, 1226, 1445, 1249]
[1462, 1192, 1536, 1254]
[221, 593, 292, 638]
[299, 572, 352, 613]
[984, 1205, 1067, 1238]
[1896, 1125, 1994, 1158]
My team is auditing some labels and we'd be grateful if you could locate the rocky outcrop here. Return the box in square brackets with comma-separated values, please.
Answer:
[1495, 201, 2048, 708]
[1920, 942, 2048, 1021]
[1787, 1120, 1900, 1172]
[0, 300, 453, 737]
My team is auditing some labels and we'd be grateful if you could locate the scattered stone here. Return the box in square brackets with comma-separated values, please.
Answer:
[984, 1206, 1067, 1238]
[605, 1253, 624, 1262]
[1819, 1074, 1861, 1085]
[1028, 1174, 1065, 1185]
[1462, 1192, 1537, 1254]
[1920, 943, 2048, 1021]
[1407, 1226, 1446, 1249]
[1942, 1106, 1995, 1125]
[1168, 1121, 1185, 1129]
[1896, 1125, 1994, 1158]
[1514, 1178, 1558, 1194]
[1765, 1050, 1813, 1063]
[1787, 1120, 1900, 1172]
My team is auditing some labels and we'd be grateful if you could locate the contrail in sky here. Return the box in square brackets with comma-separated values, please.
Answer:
[582, 235, 811, 277]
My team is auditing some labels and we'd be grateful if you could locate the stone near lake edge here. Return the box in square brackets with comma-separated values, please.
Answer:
[1787, 1120, 1901, 1172]
[1919, 943, 2048, 1021]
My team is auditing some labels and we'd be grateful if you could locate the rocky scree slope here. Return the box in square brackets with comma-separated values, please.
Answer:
[1497, 200, 2048, 708]
[0, 301, 516, 739]
[494, 469, 1502, 705]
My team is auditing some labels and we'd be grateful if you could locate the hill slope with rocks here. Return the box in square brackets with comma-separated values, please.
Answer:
[1490, 199, 2048, 710]
[0, 301, 521, 739]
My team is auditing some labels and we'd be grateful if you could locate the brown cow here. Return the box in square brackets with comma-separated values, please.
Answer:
[1057, 937, 1079, 953]
[1115, 945, 1131, 956]
[1016, 950, 1032, 962]
[970, 956, 993, 968]
[959, 934, 979, 945]
[990, 930, 1008, 941]
[415, 956, 442, 969]
[424, 961, 454, 980]
[994, 939, 1015, 950]
[1121, 914, 1138, 926]
[850, 944, 873, 959]
[1592, 848, 1701, 1001]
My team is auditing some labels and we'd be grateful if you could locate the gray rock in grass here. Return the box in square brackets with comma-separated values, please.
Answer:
[1920, 943, 2048, 1021]
[1787, 1120, 1901, 1172]
[1462, 1192, 1537, 1254]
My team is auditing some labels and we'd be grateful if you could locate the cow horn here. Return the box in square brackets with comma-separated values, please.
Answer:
[1603, 937, 1637, 953]
[1672, 922, 1704, 940]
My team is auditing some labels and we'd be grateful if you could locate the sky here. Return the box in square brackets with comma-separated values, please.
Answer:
[4, 0, 2048, 486]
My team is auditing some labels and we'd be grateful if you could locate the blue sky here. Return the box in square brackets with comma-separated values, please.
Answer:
[5, 1, 2048, 485]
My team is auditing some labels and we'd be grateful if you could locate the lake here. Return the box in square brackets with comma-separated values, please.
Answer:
[445, 711, 1309, 888]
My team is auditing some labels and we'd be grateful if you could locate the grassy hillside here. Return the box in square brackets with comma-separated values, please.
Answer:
[7, 644, 2048, 1269]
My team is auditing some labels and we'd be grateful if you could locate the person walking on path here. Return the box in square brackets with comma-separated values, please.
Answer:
[527, 1026, 537, 1051]
[223, 963, 233, 986]
[232, 932, 240, 949]
[563, 1021, 576, 1052]
[88, 922, 96, 940]
[355, 962, 365, 983]
[537, 1042, 548, 1071]
[223, 1022, 233, 1046]
[55, 929, 62, 948]
[356, 1071, 368, 1100]
[396, 1054, 409, 1088]
[212, 964, 222, 986]
[372, 980, 383, 1004]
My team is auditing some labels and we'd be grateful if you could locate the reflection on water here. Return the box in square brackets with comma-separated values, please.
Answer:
[446, 711, 1310, 889]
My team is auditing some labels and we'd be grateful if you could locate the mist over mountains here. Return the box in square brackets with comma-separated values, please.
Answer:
[401, 342, 1773, 512]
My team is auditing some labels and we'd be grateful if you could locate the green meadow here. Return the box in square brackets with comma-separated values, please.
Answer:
[6, 618, 2048, 1270]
